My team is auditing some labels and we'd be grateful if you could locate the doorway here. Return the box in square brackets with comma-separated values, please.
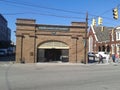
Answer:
[37, 41, 69, 62]
[45, 49, 61, 62]
[37, 49, 69, 62]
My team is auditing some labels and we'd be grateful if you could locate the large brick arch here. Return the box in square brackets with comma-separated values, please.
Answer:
[37, 40, 69, 62]
[37, 40, 69, 49]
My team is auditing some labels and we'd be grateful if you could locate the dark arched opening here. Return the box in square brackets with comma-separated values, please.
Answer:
[106, 45, 110, 53]
[37, 41, 69, 62]
[102, 46, 105, 51]
[99, 46, 101, 51]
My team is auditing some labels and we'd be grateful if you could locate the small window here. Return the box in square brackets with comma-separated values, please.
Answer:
[116, 31, 120, 40]
[30, 52, 33, 56]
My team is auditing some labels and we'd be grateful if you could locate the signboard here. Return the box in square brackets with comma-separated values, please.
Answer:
[38, 26, 69, 31]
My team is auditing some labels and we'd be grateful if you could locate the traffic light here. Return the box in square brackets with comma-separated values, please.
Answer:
[92, 18, 96, 26]
[98, 17, 103, 25]
[113, 7, 118, 20]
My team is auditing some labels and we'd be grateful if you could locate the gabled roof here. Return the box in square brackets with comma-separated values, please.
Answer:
[115, 26, 120, 31]
[92, 26, 113, 42]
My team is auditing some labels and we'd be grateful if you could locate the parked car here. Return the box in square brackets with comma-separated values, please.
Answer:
[60, 55, 69, 62]
[0, 50, 6, 56]
[95, 51, 110, 59]
[0, 49, 7, 56]
[88, 52, 95, 57]
[7, 50, 13, 55]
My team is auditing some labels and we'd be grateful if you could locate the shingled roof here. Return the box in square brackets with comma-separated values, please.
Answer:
[93, 26, 113, 42]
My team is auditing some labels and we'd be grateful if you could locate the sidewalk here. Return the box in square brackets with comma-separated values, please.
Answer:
[88, 56, 120, 65]
[0, 57, 119, 66]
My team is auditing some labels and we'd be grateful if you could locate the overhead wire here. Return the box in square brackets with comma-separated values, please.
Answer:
[0, 0, 88, 20]
[0, 0, 86, 15]
[0, 0, 112, 20]
[2, 12, 85, 20]
[0, 0, 120, 25]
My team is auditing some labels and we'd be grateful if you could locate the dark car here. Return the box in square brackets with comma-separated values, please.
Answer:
[0, 50, 6, 56]
[88, 52, 95, 57]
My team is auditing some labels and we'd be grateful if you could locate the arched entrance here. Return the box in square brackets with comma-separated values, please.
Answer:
[37, 41, 69, 62]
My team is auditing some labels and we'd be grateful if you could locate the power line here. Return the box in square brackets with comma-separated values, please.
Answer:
[2, 12, 86, 20]
[0, 0, 87, 20]
[0, 0, 119, 24]
[0, 0, 86, 15]
[0, 0, 113, 20]
[0, 0, 114, 19]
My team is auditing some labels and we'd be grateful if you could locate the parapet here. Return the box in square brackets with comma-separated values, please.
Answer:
[16, 18, 36, 24]
[71, 22, 86, 27]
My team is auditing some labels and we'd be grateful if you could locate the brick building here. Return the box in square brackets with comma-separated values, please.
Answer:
[110, 26, 120, 56]
[88, 25, 112, 53]
[88, 25, 120, 58]
[88, 25, 113, 54]
[16, 19, 88, 63]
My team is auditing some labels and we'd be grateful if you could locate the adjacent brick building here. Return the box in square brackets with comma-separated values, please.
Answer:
[16, 19, 88, 63]
[88, 25, 120, 59]
[88, 25, 113, 53]
[110, 27, 120, 56]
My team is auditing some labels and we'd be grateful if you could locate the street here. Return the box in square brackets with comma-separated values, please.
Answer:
[0, 63, 120, 90]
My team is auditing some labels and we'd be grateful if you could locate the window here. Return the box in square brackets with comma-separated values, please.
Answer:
[89, 36, 93, 52]
[111, 44, 115, 54]
[116, 31, 120, 40]
[112, 34, 114, 41]
[116, 44, 120, 54]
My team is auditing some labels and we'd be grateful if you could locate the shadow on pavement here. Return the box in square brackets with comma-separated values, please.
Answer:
[88, 60, 98, 63]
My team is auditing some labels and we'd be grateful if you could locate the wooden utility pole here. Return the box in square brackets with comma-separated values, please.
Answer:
[84, 12, 88, 64]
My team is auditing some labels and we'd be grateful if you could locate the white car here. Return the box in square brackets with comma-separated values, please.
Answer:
[95, 52, 107, 58]
[95, 51, 110, 63]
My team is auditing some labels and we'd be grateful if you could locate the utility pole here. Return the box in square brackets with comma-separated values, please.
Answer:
[84, 12, 88, 64]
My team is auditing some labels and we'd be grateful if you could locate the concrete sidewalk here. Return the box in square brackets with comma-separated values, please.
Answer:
[0, 56, 119, 66]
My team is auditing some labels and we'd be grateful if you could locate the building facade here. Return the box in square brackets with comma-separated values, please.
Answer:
[110, 27, 120, 56]
[0, 14, 11, 48]
[16, 19, 88, 63]
[88, 25, 120, 57]
[88, 25, 113, 54]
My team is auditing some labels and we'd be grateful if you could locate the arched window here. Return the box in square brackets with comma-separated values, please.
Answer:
[99, 46, 101, 51]
[106, 45, 110, 53]
[89, 36, 93, 52]
[102, 46, 105, 51]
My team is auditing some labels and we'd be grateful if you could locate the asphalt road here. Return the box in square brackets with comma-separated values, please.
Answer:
[0, 63, 120, 90]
